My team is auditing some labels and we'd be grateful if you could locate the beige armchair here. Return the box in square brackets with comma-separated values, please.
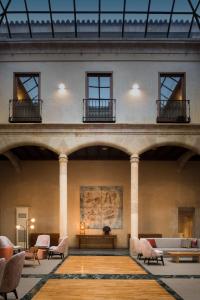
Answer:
[0, 251, 25, 300]
[48, 237, 68, 259]
[140, 238, 164, 265]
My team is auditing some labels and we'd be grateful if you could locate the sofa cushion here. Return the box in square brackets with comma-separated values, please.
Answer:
[191, 239, 198, 248]
[155, 238, 181, 248]
[147, 239, 157, 248]
[181, 239, 191, 248]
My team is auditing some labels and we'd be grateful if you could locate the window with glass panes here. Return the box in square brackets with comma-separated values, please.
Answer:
[87, 73, 112, 100]
[14, 73, 40, 102]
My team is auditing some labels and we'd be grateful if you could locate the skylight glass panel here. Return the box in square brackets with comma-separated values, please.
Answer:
[191, 0, 199, 7]
[1, 0, 10, 7]
[174, 0, 192, 13]
[7, 0, 25, 11]
[101, 0, 124, 12]
[150, 0, 173, 12]
[51, 0, 73, 11]
[7, 12, 26, 23]
[27, 0, 49, 11]
[126, 0, 149, 12]
[76, 0, 98, 12]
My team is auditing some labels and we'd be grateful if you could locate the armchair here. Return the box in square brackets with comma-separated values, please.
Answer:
[48, 237, 68, 259]
[0, 251, 25, 300]
[0, 258, 6, 285]
[35, 235, 50, 249]
[140, 238, 164, 265]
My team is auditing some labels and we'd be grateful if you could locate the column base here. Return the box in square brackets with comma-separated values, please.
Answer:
[129, 237, 139, 257]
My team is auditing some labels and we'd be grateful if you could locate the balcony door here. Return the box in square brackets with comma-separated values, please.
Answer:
[84, 73, 114, 122]
[10, 73, 41, 123]
[157, 73, 188, 123]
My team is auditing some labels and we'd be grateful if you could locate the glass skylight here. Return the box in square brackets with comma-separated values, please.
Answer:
[0, 0, 199, 39]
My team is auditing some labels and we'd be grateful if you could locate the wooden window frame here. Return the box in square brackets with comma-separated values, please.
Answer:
[85, 72, 113, 99]
[13, 72, 41, 100]
[158, 72, 186, 100]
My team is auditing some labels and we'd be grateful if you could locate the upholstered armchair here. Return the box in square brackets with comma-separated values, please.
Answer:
[35, 235, 50, 249]
[0, 258, 6, 285]
[0, 251, 25, 300]
[0, 236, 14, 260]
[140, 238, 164, 265]
[48, 237, 68, 259]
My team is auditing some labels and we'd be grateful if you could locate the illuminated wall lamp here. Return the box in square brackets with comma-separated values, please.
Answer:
[131, 83, 141, 96]
[58, 83, 66, 92]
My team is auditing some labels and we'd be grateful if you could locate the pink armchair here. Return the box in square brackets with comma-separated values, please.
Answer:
[0, 251, 25, 300]
[48, 237, 68, 259]
[35, 235, 50, 249]
[0, 258, 6, 285]
[140, 238, 164, 265]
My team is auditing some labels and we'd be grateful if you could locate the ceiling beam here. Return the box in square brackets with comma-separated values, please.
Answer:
[4, 151, 22, 173]
[177, 150, 195, 172]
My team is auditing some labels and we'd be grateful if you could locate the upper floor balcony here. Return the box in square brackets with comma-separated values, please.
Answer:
[83, 99, 116, 123]
[156, 100, 190, 123]
[9, 100, 42, 123]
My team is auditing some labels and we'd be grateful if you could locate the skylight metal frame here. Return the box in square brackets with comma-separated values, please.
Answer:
[0, 0, 199, 40]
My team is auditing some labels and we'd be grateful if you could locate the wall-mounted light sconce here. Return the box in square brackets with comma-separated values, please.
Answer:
[131, 83, 141, 96]
[80, 222, 85, 235]
[58, 83, 66, 92]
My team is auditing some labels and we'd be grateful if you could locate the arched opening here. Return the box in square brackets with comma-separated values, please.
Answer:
[139, 145, 200, 238]
[0, 145, 59, 247]
[68, 145, 130, 249]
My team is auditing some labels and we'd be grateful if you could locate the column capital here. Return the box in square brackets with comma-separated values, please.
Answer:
[59, 153, 68, 163]
[130, 153, 139, 164]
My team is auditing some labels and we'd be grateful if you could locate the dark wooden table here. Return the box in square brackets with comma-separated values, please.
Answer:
[76, 234, 117, 249]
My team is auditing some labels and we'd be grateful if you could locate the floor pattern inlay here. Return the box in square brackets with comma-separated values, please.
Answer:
[21, 255, 186, 300]
[56, 255, 146, 275]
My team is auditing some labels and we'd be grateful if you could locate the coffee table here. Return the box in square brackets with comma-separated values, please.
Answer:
[168, 251, 200, 263]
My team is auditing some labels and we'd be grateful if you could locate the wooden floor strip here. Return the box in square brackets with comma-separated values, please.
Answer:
[56, 256, 146, 274]
[32, 279, 174, 300]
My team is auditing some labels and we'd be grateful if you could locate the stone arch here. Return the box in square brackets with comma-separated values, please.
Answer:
[138, 140, 200, 156]
[67, 140, 132, 156]
[0, 140, 60, 156]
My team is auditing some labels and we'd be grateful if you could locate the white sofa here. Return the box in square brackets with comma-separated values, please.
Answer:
[152, 238, 200, 254]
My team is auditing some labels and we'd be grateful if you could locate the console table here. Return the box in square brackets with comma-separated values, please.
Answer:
[76, 234, 117, 249]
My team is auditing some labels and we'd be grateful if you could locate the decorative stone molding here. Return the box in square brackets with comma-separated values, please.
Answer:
[130, 154, 139, 164]
[59, 153, 68, 163]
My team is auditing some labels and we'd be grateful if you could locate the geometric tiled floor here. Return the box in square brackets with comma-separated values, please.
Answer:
[56, 256, 146, 274]
[29, 256, 175, 300]
[32, 278, 174, 300]
[19, 253, 200, 300]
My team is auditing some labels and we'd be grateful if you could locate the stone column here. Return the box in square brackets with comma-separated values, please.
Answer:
[59, 153, 68, 238]
[130, 154, 139, 255]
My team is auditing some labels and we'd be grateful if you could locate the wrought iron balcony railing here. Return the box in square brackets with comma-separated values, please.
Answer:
[83, 99, 116, 123]
[9, 99, 42, 123]
[156, 100, 190, 123]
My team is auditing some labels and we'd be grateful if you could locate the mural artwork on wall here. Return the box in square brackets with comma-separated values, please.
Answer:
[80, 186, 123, 229]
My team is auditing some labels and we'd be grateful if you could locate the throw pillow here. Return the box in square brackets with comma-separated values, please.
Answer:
[147, 238, 157, 248]
[191, 239, 198, 248]
[181, 239, 191, 248]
